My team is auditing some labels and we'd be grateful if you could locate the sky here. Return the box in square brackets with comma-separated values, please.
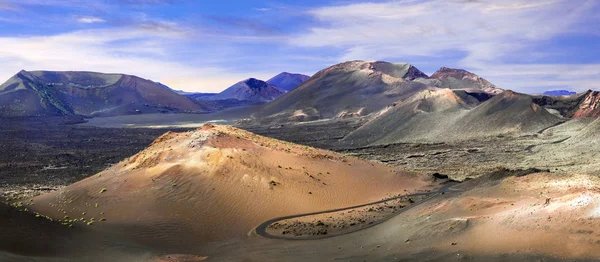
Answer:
[0, 0, 599, 93]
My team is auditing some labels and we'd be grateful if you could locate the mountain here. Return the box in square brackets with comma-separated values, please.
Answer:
[416, 67, 503, 95]
[266, 72, 310, 91]
[341, 90, 561, 146]
[208, 78, 286, 103]
[543, 90, 576, 96]
[0, 70, 209, 117]
[254, 61, 431, 123]
[30, 124, 423, 247]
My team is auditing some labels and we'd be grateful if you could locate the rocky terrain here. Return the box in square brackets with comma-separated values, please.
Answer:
[0, 116, 184, 199]
[532, 90, 600, 118]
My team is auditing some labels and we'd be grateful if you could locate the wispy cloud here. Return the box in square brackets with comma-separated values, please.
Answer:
[296, 0, 592, 61]
[1, 0, 598, 94]
[75, 16, 105, 23]
[293, 0, 599, 92]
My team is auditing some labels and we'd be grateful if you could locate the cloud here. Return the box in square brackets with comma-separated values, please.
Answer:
[255, 7, 271, 12]
[477, 64, 600, 93]
[76, 16, 106, 23]
[296, 0, 592, 61]
[202, 15, 283, 36]
[0, 27, 271, 93]
[0, 3, 18, 10]
[293, 0, 600, 92]
[115, 0, 176, 5]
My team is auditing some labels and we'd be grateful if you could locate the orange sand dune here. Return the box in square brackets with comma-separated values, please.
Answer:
[29, 124, 428, 252]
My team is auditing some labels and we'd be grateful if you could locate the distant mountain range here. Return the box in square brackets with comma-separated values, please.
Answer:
[181, 72, 310, 109]
[1, 63, 598, 124]
[542, 90, 576, 96]
[0, 70, 209, 117]
[0, 70, 311, 117]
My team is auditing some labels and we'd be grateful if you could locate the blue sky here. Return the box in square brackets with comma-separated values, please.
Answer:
[0, 0, 599, 93]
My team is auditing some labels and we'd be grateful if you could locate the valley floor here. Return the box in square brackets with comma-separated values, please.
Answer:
[2, 116, 600, 261]
[0, 116, 188, 199]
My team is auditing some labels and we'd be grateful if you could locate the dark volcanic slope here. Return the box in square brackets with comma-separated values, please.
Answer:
[342, 90, 562, 146]
[255, 61, 431, 123]
[417, 67, 504, 95]
[266, 72, 310, 91]
[210, 78, 286, 103]
[0, 71, 72, 117]
[0, 70, 209, 117]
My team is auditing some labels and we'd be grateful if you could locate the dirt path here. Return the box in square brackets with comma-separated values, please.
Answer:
[254, 182, 460, 240]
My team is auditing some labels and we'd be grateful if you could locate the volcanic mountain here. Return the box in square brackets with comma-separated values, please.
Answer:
[207, 78, 286, 104]
[416, 67, 504, 95]
[29, 124, 424, 249]
[0, 70, 209, 117]
[255, 61, 431, 123]
[266, 72, 310, 91]
[341, 90, 562, 146]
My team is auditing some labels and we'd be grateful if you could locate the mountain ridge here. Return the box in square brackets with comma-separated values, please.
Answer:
[0, 70, 209, 117]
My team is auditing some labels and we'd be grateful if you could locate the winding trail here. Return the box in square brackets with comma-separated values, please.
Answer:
[255, 182, 461, 240]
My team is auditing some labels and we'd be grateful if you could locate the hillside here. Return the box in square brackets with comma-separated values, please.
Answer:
[254, 61, 431, 123]
[341, 90, 562, 146]
[533, 90, 600, 118]
[0, 70, 209, 117]
[266, 72, 310, 91]
[29, 124, 426, 249]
